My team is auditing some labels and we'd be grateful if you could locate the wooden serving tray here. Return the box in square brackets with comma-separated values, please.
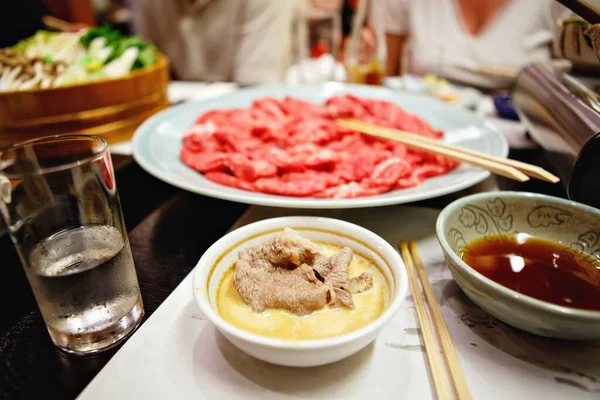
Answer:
[0, 54, 170, 146]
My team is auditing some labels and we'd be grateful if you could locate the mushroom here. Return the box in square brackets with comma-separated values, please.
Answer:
[0, 48, 65, 91]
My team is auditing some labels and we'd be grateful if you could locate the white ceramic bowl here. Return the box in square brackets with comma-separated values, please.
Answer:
[437, 192, 600, 340]
[192, 216, 408, 367]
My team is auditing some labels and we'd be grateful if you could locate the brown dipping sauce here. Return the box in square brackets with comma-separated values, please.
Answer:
[459, 235, 600, 311]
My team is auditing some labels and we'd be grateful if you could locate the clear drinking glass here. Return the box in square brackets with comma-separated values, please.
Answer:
[0, 135, 143, 354]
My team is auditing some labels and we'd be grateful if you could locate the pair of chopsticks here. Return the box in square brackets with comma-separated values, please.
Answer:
[337, 119, 560, 183]
[556, 0, 600, 24]
[476, 60, 572, 80]
[399, 241, 472, 400]
[476, 66, 517, 79]
[42, 16, 74, 31]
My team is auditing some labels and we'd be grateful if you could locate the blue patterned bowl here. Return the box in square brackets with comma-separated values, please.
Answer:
[492, 94, 519, 120]
[436, 192, 600, 340]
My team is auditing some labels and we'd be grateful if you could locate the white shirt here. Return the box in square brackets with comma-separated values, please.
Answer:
[131, 0, 299, 85]
[382, 0, 571, 89]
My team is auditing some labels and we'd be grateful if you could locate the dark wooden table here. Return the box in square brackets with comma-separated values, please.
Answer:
[0, 150, 566, 399]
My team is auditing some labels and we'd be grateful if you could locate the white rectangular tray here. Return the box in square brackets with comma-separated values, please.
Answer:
[78, 205, 600, 399]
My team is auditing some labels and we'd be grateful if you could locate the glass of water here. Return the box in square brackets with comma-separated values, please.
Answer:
[0, 135, 143, 354]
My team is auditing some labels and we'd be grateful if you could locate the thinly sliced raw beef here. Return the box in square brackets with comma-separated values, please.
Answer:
[254, 177, 326, 197]
[180, 147, 228, 173]
[226, 154, 278, 181]
[315, 182, 391, 199]
[365, 158, 411, 189]
[205, 171, 256, 191]
[180, 95, 459, 198]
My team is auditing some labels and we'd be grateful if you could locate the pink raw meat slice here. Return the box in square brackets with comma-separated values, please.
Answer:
[227, 108, 260, 131]
[364, 99, 410, 122]
[315, 182, 391, 199]
[220, 135, 264, 155]
[281, 96, 328, 118]
[390, 143, 409, 158]
[327, 133, 363, 151]
[358, 114, 397, 129]
[288, 143, 321, 155]
[276, 156, 308, 173]
[403, 149, 431, 165]
[226, 154, 278, 181]
[413, 164, 448, 180]
[180, 147, 228, 173]
[254, 147, 304, 172]
[433, 154, 460, 171]
[254, 176, 326, 197]
[184, 122, 217, 137]
[305, 148, 340, 170]
[204, 172, 256, 191]
[325, 95, 369, 119]
[281, 144, 325, 171]
[366, 158, 411, 188]
[253, 98, 287, 120]
[309, 125, 340, 144]
[238, 137, 267, 154]
[283, 170, 342, 188]
[288, 119, 336, 144]
[395, 174, 424, 189]
[259, 126, 292, 146]
[183, 132, 222, 153]
[315, 182, 363, 198]
[335, 153, 378, 182]
[194, 110, 227, 125]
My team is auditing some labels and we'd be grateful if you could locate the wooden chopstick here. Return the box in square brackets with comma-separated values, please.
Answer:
[340, 119, 559, 183]
[409, 241, 473, 400]
[42, 16, 75, 31]
[399, 241, 454, 400]
[555, 0, 600, 24]
[338, 119, 530, 182]
[476, 66, 518, 79]
[338, 119, 560, 183]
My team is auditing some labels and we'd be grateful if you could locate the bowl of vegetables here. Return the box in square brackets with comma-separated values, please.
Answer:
[0, 26, 169, 146]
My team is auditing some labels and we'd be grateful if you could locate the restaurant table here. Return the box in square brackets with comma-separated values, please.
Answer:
[0, 146, 568, 399]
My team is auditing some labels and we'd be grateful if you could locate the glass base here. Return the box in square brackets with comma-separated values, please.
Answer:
[48, 296, 144, 355]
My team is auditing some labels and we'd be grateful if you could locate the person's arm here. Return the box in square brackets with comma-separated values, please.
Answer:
[381, 0, 409, 77]
[385, 33, 406, 76]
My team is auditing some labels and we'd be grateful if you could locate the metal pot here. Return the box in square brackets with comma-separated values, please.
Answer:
[513, 63, 600, 208]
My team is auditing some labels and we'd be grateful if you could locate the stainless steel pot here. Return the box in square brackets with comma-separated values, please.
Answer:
[513, 63, 600, 208]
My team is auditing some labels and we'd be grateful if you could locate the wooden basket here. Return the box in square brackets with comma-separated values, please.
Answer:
[0, 54, 170, 147]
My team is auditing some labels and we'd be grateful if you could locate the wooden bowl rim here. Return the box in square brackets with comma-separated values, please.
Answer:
[0, 53, 169, 97]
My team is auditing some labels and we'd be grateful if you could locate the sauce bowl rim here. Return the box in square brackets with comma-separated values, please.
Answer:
[436, 191, 600, 320]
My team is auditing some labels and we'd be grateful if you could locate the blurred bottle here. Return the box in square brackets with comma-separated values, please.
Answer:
[343, 0, 385, 85]
[287, 0, 346, 84]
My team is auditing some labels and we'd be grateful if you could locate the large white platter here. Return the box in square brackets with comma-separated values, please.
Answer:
[132, 83, 508, 208]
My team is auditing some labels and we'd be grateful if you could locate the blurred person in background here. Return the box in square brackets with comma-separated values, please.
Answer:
[382, 0, 572, 89]
[131, 0, 302, 85]
[131, 0, 346, 85]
